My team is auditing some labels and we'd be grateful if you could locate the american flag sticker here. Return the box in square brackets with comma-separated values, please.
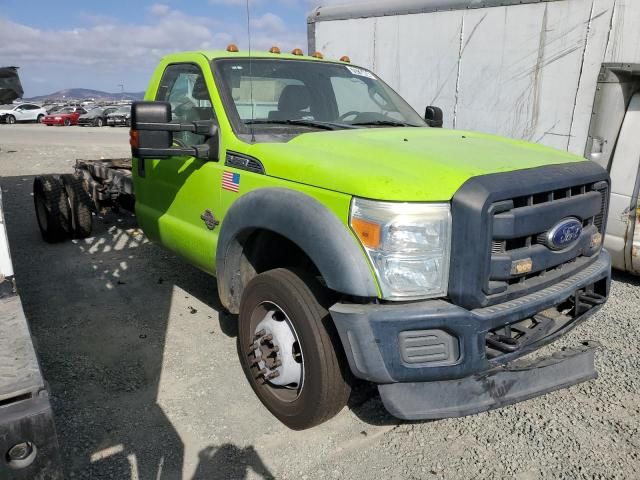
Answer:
[222, 171, 240, 192]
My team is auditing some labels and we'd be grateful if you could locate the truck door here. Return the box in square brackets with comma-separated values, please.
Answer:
[605, 93, 640, 274]
[135, 62, 223, 274]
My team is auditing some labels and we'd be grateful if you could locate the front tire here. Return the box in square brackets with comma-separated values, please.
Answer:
[6, 115, 15, 124]
[37, 114, 44, 123]
[33, 175, 71, 243]
[96, 117, 104, 127]
[238, 268, 351, 430]
[63, 119, 71, 126]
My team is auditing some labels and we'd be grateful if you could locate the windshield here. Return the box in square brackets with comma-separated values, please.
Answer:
[214, 58, 426, 134]
[60, 107, 74, 113]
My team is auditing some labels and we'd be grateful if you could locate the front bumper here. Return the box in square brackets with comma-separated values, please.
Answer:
[330, 250, 611, 418]
[42, 118, 64, 125]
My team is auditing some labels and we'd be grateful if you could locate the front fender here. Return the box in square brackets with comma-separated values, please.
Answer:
[216, 188, 378, 313]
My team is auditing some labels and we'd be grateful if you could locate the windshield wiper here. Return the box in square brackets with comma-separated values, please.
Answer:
[350, 120, 420, 127]
[244, 119, 351, 131]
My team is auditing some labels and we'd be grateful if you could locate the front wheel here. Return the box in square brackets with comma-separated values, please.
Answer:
[238, 268, 351, 430]
[63, 119, 70, 126]
[37, 114, 44, 123]
[6, 115, 15, 124]
[96, 118, 104, 127]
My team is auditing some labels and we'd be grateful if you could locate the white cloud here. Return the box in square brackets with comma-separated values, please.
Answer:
[149, 4, 171, 16]
[209, 0, 262, 6]
[0, 5, 305, 72]
[311, 0, 386, 5]
[250, 13, 286, 34]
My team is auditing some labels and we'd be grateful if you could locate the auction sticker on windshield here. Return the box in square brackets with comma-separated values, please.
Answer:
[346, 66, 375, 79]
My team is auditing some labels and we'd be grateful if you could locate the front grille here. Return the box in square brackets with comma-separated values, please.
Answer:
[486, 181, 608, 299]
[449, 162, 610, 310]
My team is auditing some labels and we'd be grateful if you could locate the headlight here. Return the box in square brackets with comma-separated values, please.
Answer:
[350, 198, 451, 300]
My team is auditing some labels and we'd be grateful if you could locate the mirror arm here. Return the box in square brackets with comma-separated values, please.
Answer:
[135, 120, 216, 136]
[134, 144, 211, 160]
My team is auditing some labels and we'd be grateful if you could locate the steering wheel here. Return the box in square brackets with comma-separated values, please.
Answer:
[338, 111, 360, 122]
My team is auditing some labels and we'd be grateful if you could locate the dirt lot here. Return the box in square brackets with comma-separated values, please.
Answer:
[1, 123, 639, 479]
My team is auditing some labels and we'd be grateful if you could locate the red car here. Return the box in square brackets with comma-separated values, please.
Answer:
[41, 106, 87, 126]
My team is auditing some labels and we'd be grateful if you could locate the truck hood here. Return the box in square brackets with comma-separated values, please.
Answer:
[252, 128, 585, 201]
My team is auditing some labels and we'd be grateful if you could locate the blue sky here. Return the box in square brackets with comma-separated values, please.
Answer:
[0, 0, 368, 97]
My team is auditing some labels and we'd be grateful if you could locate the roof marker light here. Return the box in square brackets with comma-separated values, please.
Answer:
[340, 56, 351, 63]
[291, 48, 304, 56]
[226, 44, 239, 53]
[269, 46, 281, 54]
[311, 51, 324, 59]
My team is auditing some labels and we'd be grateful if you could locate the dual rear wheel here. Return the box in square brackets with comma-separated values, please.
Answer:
[33, 174, 93, 243]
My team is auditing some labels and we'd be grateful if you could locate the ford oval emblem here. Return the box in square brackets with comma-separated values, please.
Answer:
[546, 217, 583, 251]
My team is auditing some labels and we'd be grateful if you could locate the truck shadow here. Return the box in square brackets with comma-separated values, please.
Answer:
[190, 444, 274, 480]
[612, 269, 640, 287]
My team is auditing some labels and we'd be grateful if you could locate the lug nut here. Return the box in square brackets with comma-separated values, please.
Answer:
[261, 334, 273, 344]
[254, 329, 266, 338]
[8, 442, 33, 461]
[266, 371, 280, 380]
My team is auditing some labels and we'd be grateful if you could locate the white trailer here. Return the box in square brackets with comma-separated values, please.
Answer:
[308, 0, 640, 274]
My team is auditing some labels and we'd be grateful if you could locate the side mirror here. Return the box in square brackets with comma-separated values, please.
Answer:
[130, 101, 219, 161]
[424, 106, 443, 128]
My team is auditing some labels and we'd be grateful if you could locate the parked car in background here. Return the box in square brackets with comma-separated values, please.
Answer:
[44, 105, 61, 114]
[0, 103, 47, 124]
[106, 105, 131, 127]
[77, 106, 118, 127]
[41, 106, 87, 126]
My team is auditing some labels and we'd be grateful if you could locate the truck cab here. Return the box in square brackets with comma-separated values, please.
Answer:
[36, 48, 612, 430]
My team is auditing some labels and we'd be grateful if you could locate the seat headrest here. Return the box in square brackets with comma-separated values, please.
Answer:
[278, 85, 311, 112]
[192, 76, 210, 101]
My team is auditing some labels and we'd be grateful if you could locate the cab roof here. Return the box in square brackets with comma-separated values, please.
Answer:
[161, 50, 349, 65]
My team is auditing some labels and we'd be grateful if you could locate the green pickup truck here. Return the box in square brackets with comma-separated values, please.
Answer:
[34, 48, 611, 430]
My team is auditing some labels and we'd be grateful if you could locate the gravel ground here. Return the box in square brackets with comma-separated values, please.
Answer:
[0, 124, 639, 479]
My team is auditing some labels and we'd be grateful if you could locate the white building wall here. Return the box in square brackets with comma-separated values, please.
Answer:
[313, 0, 640, 156]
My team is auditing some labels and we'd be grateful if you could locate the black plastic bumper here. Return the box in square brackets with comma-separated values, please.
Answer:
[329, 250, 610, 418]
[379, 341, 598, 420]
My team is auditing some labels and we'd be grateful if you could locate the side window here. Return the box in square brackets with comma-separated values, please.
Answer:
[156, 63, 215, 147]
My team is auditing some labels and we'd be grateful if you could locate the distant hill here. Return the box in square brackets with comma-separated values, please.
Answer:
[25, 88, 145, 102]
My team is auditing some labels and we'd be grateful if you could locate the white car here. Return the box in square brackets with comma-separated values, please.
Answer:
[0, 103, 48, 124]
